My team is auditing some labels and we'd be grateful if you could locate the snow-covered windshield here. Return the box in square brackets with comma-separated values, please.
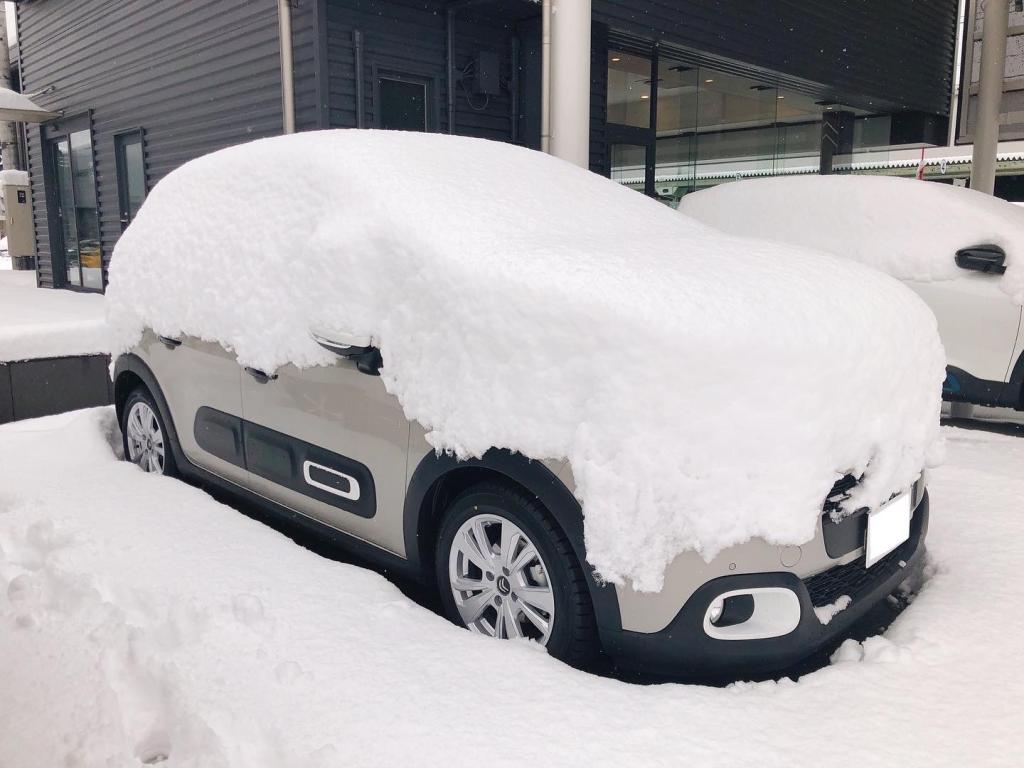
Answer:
[679, 174, 1024, 305]
[106, 130, 944, 591]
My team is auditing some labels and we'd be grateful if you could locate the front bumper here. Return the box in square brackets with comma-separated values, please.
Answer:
[600, 491, 929, 679]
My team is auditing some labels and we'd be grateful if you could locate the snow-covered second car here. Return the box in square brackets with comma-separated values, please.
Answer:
[108, 131, 938, 678]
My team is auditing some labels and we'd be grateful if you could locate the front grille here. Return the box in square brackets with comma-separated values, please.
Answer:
[822, 473, 863, 517]
[803, 534, 916, 608]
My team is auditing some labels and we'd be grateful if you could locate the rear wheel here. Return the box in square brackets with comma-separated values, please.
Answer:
[435, 482, 598, 667]
[121, 387, 176, 476]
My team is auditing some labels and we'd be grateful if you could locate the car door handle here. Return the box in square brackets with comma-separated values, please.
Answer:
[244, 367, 277, 383]
[158, 335, 182, 349]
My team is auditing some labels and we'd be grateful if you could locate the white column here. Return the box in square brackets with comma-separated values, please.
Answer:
[548, 0, 592, 168]
[970, 0, 1008, 195]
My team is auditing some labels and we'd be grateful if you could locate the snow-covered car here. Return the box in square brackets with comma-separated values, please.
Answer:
[106, 131, 943, 677]
[679, 176, 1024, 411]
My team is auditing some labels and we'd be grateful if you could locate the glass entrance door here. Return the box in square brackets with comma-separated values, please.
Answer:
[48, 129, 102, 290]
[50, 136, 81, 287]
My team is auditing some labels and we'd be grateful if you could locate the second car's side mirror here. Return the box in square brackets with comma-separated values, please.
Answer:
[310, 328, 382, 376]
[955, 244, 1007, 275]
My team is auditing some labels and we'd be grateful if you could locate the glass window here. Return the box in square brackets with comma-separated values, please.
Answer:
[610, 46, 888, 202]
[69, 130, 102, 290]
[607, 51, 652, 129]
[692, 68, 779, 180]
[116, 131, 147, 230]
[51, 137, 80, 287]
[609, 143, 647, 185]
[378, 77, 428, 132]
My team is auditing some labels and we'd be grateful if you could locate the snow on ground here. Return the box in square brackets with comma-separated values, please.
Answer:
[0, 408, 1020, 767]
[0, 270, 107, 361]
[105, 131, 945, 590]
[679, 175, 1024, 304]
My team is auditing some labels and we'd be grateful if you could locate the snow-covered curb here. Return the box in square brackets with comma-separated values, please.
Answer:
[0, 410, 1021, 767]
[0, 271, 108, 362]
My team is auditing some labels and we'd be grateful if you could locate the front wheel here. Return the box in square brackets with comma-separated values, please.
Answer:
[121, 387, 176, 476]
[435, 483, 598, 666]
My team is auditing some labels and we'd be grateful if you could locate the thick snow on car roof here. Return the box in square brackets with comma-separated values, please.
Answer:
[679, 174, 1024, 305]
[106, 130, 944, 591]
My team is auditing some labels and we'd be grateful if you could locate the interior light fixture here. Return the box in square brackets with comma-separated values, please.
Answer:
[611, 57, 621, 62]
[705, 78, 714, 83]
[640, 94, 649, 99]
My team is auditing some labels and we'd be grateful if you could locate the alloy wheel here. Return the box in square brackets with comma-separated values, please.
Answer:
[448, 513, 556, 644]
[125, 400, 165, 474]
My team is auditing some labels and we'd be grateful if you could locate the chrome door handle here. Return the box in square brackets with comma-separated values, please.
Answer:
[244, 367, 277, 383]
[158, 335, 182, 349]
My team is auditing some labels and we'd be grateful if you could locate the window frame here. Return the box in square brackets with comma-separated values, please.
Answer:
[371, 65, 440, 133]
[114, 128, 148, 232]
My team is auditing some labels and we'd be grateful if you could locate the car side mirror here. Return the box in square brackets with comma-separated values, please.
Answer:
[310, 328, 382, 376]
[955, 244, 1006, 275]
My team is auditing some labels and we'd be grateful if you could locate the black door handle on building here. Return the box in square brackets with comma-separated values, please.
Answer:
[244, 367, 277, 383]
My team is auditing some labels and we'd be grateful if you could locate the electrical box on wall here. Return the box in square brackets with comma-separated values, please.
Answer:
[474, 51, 501, 95]
[0, 170, 36, 271]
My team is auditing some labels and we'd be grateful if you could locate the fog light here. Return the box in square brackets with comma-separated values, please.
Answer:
[703, 587, 802, 641]
[710, 594, 755, 627]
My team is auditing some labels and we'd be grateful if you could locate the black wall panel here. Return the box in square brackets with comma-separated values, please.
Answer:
[17, 0, 284, 288]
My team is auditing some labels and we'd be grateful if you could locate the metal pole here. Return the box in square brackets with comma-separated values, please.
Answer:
[970, 0, 1008, 195]
[354, 29, 365, 128]
[540, 0, 551, 153]
[548, 0, 591, 167]
[278, 0, 296, 134]
[0, 2, 19, 171]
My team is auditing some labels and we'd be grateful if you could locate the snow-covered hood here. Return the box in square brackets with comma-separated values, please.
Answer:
[679, 174, 1024, 305]
[106, 131, 945, 591]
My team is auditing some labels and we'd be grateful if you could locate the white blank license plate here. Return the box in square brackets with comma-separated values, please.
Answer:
[865, 492, 912, 567]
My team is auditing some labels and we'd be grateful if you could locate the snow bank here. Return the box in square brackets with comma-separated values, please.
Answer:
[0, 411, 1021, 767]
[105, 131, 945, 590]
[0, 271, 108, 361]
[679, 175, 1024, 305]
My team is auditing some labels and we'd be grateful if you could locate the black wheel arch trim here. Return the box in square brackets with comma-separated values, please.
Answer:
[403, 448, 623, 632]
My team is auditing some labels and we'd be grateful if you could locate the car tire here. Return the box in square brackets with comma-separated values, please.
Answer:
[121, 386, 177, 477]
[435, 482, 598, 667]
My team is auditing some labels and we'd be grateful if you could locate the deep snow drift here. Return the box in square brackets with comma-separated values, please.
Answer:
[0, 409, 1020, 767]
[105, 131, 945, 590]
[679, 175, 1024, 305]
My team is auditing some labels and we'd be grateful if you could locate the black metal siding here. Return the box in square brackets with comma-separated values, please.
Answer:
[593, 0, 958, 116]
[17, 0, 284, 288]
[324, 0, 518, 141]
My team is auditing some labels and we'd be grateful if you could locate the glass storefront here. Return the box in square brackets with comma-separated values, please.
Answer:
[607, 47, 894, 205]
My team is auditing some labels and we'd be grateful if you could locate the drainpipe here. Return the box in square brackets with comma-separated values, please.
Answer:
[970, 0, 1008, 195]
[278, 0, 296, 134]
[447, 8, 456, 133]
[548, 0, 591, 167]
[540, 0, 551, 153]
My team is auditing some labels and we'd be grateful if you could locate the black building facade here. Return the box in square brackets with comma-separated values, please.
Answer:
[14, 0, 959, 292]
